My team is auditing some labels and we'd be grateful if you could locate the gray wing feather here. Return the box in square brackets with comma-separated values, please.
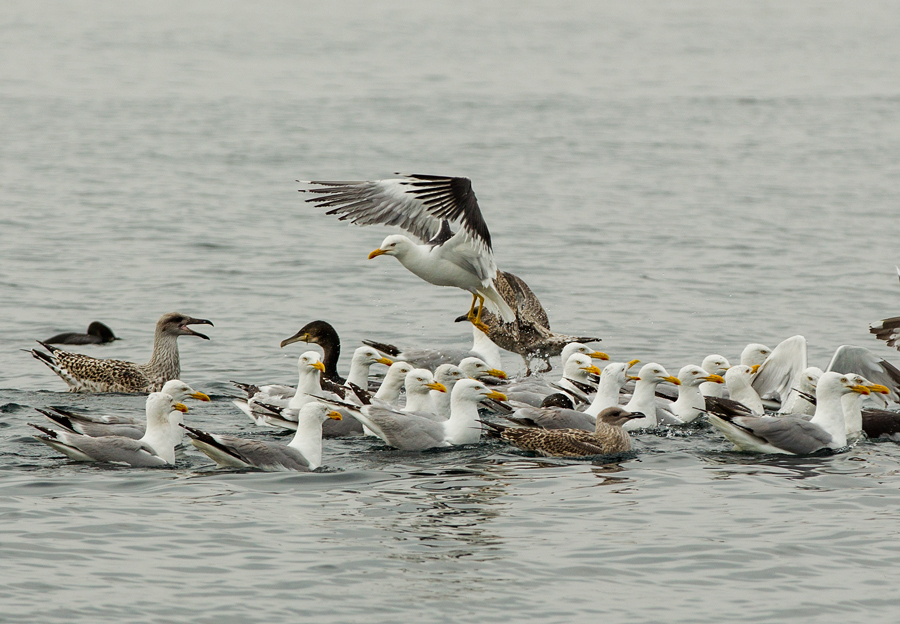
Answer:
[752, 335, 807, 402]
[364, 406, 447, 450]
[827, 345, 900, 402]
[213, 435, 312, 471]
[734, 416, 833, 454]
[303, 179, 444, 243]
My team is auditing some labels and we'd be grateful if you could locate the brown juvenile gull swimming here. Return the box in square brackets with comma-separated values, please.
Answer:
[44, 321, 118, 345]
[482, 406, 642, 457]
[30, 312, 213, 393]
[302, 174, 516, 330]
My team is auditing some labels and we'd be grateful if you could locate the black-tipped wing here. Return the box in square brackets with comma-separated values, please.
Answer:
[302, 174, 492, 250]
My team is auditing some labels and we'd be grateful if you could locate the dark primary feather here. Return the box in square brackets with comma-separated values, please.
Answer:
[861, 409, 900, 439]
[870, 315, 900, 351]
[403, 174, 492, 250]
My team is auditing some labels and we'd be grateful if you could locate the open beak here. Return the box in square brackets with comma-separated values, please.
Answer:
[664, 375, 681, 386]
[280, 330, 310, 349]
[312, 361, 326, 372]
[328, 410, 343, 421]
[182, 318, 213, 340]
[590, 351, 610, 361]
[377, 357, 394, 366]
[173, 403, 188, 413]
[368, 248, 388, 259]
[191, 391, 211, 402]
[426, 382, 447, 393]
[487, 368, 507, 380]
[626, 359, 641, 369]
[485, 390, 507, 401]
[704, 374, 725, 384]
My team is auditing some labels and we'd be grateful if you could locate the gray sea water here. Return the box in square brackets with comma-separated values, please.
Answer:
[2, 2, 900, 622]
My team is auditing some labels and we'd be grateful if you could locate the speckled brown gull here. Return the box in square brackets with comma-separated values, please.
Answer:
[30, 312, 213, 393]
[482, 406, 640, 457]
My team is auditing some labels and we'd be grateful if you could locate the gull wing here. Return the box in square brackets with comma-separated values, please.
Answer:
[826, 345, 900, 402]
[733, 416, 833, 455]
[303, 175, 492, 253]
[752, 335, 808, 403]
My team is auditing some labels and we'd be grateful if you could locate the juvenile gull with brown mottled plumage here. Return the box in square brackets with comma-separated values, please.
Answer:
[30, 312, 213, 393]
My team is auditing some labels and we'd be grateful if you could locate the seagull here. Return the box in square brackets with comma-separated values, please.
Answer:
[322, 379, 507, 450]
[749, 335, 900, 407]
[302, 174, 516, 331]
[29, 392, 187, 467]
[699, 354, 731, 398]
[706, 372, 871, 455]
[430, 364, 468, 418]
[183, 402, 343, 471]
[481, 406, 642, 457]
[724, 365, 765, 414]
[667, 365, 725, 424]
[362, 323, 504, 372]
[621, 363, 681, 431]
[583, 360, 641, 418]
[44, 321, 118, 345]
[452, 270, 602, 374]
[30, 312, 213, 392]
[36, 380, 210, 444]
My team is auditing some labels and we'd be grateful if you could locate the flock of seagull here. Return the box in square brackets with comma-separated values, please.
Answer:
[20, 174, 900, 471]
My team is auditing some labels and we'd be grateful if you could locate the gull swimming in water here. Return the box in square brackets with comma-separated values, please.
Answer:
[482, 406, 642, 457]
[44, 321, 119, 345]
[302, 174, 516, 331]
[621, 363, 681, 431]
[183, 402, 343, 471]
[322, 379, 507, 450]
[29, 392, 187, 467]
[30, 312, 213, 392]
[706, 371, 870, 455]
[36, 380, 210, 444]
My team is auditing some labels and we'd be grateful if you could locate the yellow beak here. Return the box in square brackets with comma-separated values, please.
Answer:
[328, 410, 343, 421]
[368, 248, 388, 259]
[626, 359, 641, 369]
[629, 376, 641, 381]
[590, 351, 610, 361]
[377, 357, 394, 366]
[191, 391, 211, 402]
[704, 374, 725, 384]
[312, 361, 326, 372]
[751, 364, 761, 373]
[665, 375, 681, 386]
[488, 368, 507, 380]
[866, 384, 889, 395]
[485, 390, 507, 401]
[173, 403, 188, 413]
[583, 365, 603, 375]
[851, 384, 871, 395]
[426, 381, 447, 393]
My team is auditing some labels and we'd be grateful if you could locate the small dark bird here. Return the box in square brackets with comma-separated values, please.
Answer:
[482, 406, 642, 457]
[44, 321, 118, 345]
